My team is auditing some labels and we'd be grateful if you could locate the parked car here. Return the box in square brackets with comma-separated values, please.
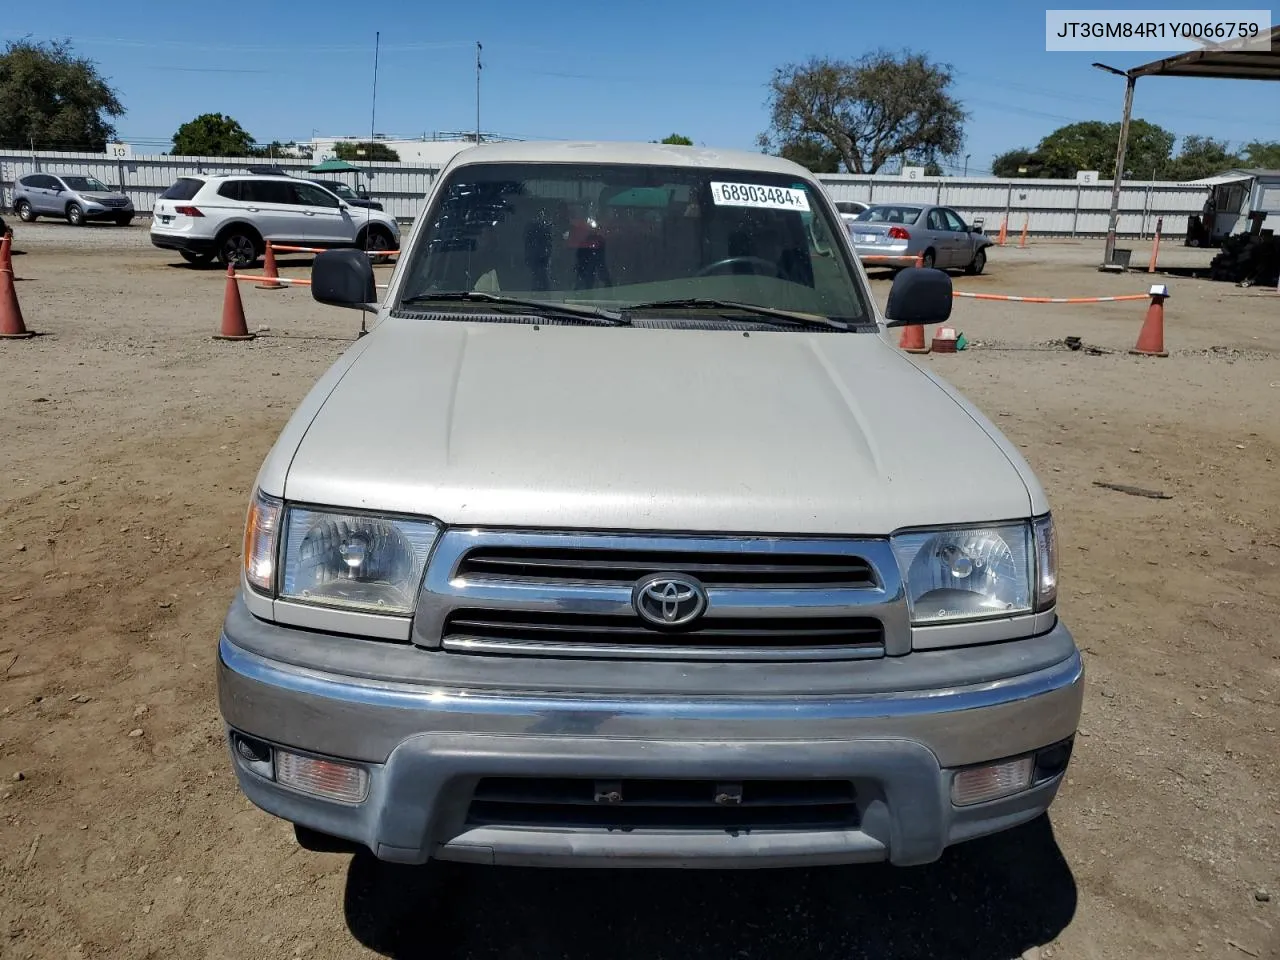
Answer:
[833, 199, 870, 224]
[11, 173, 134, 226]
[149, 174, 399, 267]
[848, 203, 992, 274]
[217, 140, 1081, 871]
[306, 179, 383, 211]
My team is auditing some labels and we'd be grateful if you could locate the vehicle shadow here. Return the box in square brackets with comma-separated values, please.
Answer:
[343, 815, 1076, 959]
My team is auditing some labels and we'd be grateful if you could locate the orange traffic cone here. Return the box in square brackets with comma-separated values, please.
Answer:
[1019, 217, 1029, 248]
[997, 217, 1007, 246]
[214, 262, 255, 341]
[1130, 284, 1169, 357]
[257, 241, 284, 290]
[0, 234, 35, 339]
[898, 323, 930, 354]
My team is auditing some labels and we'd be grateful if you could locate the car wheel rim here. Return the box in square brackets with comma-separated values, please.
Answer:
[226, 236, 254, 264]
[69, 207, 82, 224]
[975, 251, 985, 270]
[17, 203, 31, 220]
[371, 233, 390, 251]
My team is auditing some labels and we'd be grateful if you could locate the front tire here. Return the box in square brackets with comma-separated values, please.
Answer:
[920, 249, 936, 270]
[114, 214, 133, 227]
[15, 200, 36, 222]
[965, 248, 986, 275]
[216, 230, 260, 268]
[358, 225, 396, 264]
[66, 203, 85, 227]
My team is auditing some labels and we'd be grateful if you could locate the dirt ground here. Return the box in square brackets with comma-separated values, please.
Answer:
[1, 224, 1277, 960]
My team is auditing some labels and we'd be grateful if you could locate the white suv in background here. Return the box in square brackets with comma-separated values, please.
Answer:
[149, 174, 400, 267]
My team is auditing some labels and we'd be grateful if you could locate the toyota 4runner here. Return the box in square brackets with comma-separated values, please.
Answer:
[217, 141, 1083, 869]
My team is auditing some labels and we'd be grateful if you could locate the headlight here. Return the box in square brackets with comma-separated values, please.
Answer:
[891, 522, 1039, 624]
[279, 508, 439, 614]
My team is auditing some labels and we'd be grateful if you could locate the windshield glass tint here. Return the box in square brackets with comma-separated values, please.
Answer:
[62, 176, 109, 192]
[855, 206, 922, 224]
[399, 163, 868, 324]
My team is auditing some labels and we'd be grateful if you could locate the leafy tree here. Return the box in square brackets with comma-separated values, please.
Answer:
[1034, 119, 1174, 178]
[1242, 140, 1280, 169]
[771, 135, 842, 173]
[762, 51, 965, 174]
[1167, 136, 1240, 181]
[334, 140, 400, 162]
[992, 148, 1042, 178]
[923, 160, 944, 177]
[0, 39, 124, 151]
[657, 133, 693, 145]
[172, 113, 255, 156]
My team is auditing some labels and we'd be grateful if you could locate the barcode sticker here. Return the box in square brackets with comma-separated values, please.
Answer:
[710, 182, 810, 212]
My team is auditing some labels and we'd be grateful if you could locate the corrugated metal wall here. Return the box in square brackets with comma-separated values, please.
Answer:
[0, 149, 1211, 237]
[817, 174, 1210, 239]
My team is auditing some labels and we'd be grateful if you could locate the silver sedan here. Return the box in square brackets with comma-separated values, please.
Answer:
[845, 203, 993, 274]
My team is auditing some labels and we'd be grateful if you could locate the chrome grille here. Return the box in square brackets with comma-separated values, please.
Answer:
[442, 609, 885, 661]
[413, 531, 910, 661]
[456, 546, 876, 589]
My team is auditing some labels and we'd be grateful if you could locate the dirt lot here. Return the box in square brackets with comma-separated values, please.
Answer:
[1, 224, 1277, 960]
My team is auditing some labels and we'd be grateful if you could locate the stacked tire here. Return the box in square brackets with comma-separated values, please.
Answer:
[1209, 234, 1280, 287]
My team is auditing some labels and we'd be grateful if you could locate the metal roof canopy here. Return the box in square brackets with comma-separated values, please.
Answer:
[1095, 25, 1280, 265]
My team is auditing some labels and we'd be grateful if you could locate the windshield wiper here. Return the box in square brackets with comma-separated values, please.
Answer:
[399, 292, 629, 326]
[622, 298, 848, 331]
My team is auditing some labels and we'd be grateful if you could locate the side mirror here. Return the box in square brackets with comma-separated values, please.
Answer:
[884, 267, 953, 328]
[312, 249, 377, 312]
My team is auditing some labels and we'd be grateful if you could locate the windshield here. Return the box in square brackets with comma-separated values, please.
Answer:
[319, 182, 356, 199]
[855, 205, 922, 224]
[397, 163, 870, 327]
[61, 176, 110, 192]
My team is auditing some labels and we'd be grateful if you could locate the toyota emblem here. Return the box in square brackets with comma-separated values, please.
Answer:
[632, 573, 708, 628]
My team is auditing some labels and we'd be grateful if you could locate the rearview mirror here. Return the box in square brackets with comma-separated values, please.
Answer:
[884, 267, 953, 328]
[312, 249, 377, 312]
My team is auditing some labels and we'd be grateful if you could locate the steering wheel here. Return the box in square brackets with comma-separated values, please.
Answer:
[695, 256, 780, 278]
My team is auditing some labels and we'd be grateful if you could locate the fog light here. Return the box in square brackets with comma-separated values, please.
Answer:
[951, 755, 1033, 806]
[231, 733, 273, 780]
[275, 750, 369, 803]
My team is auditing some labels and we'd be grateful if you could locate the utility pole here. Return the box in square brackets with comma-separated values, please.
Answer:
[1094, 62, 1136, 267]
[963, 154, 970, 178]
[476, 42, 483, 144]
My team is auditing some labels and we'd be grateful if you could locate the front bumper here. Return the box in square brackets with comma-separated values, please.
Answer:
[217, 600, 1084, 868]
[83, 204, 133, 221]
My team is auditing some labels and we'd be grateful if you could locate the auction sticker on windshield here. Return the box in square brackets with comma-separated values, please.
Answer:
[710, 182, 811, 212]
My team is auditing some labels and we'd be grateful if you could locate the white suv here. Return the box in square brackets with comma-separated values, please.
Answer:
[150, 174, 400, 267]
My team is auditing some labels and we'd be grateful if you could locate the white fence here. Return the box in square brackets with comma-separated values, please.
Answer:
[0, 149, 1210, 238]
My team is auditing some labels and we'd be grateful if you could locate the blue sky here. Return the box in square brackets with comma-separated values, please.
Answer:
[5, 0, 1277, 172]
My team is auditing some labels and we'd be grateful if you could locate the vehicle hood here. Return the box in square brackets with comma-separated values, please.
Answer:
[281, 318, 1036, 535]
[81, 191, 129, 203]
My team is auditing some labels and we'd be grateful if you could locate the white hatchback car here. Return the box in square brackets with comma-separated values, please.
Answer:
[150, 174, 400, 267]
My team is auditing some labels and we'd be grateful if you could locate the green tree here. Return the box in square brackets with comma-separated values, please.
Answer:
[923, 159, 944, 177]
[1242, 140, 1280, 169]
[172, 113, 255, 156]
[657, 133, 693, 145]
[761, 51, 965, 174]
[992, 148, 1045, 178]
[0, 39, 124, 151]
[1167, 135, 1240, 181]
[334, 140, 400, 162]
[1034, 119, 1174, 179]
[771, 135, 842, 173]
